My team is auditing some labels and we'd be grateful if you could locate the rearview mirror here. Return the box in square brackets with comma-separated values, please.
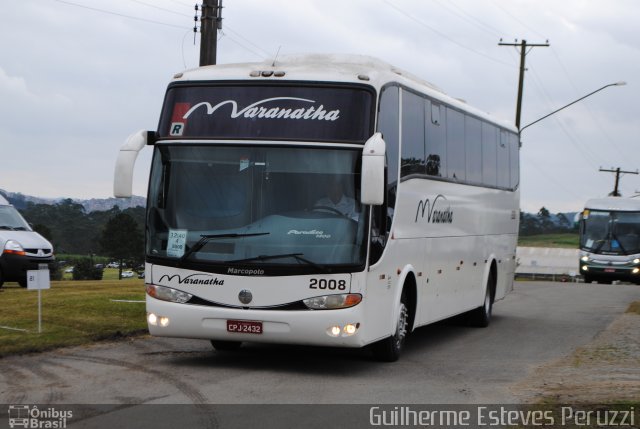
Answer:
[113, 130, 154, 198]
[361, 133, 386, 206]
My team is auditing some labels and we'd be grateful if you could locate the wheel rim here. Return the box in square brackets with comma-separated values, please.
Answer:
[394, 302, 409, 349]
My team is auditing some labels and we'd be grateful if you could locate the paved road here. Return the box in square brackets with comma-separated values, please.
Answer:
[1, 281, 638, 407]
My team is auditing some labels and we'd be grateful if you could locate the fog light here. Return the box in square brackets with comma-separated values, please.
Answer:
[633, 268, 640, 274]
[159, 316, 170, 327]
[343, 324, 357, 336]
[327, 326, 341, 337]
[148, 313, 158, 326]
[582, 265, 588, 271]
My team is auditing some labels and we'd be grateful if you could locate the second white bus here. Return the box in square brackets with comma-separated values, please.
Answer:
[579, 197, 640, 284]
[115, 54, 520, 361]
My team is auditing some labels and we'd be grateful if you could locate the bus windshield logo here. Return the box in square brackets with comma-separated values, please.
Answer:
[182, 97, 341, 122]
[415, 194, 454, 224]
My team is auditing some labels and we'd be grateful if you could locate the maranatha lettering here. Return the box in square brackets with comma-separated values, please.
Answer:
[182, 97, 341, 122]
[415, 194, 454, 224]
[159, 273, 224, 285]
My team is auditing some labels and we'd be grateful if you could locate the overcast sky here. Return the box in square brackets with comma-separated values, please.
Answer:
[2, 0, 639, 213]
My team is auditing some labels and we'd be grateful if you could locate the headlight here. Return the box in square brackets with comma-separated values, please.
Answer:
[303, 293, 362, 310]
[581, 255, 589, 262]
[633, 258, 640, 264]
[3, 240, 25, 256]
[146, 284, 192, 303]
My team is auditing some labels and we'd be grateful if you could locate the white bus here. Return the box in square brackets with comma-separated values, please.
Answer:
[115, 54, 520, 361]
[579, 197, 640, 284]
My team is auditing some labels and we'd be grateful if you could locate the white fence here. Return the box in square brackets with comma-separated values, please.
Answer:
[516, 246, 580, 280]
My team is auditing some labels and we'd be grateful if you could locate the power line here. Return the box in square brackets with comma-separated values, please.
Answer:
[383, 0, 515, 68]
[127, 0, 191, 17]
[432, 0, 503, 40]
[52, 0, 188, 29]
[491, 0, 547, 40]
[526, 64, 608, 169]
[219, 31, 265, 59]
[549, 47, 628, 162]
[224, 25, 272, 58]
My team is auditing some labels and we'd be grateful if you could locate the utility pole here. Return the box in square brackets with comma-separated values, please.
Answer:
[499, 39, 549, 130]
[199, 0, 223, 66]
[599, 167, 639, 197]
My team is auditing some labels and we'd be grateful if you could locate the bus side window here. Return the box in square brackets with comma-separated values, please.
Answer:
[426, 101, 446, 177]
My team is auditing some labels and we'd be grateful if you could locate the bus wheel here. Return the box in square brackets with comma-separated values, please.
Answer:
[372, 290, 409, 362]
[467, 268, 495, 328]
[211, 340, 242, 351]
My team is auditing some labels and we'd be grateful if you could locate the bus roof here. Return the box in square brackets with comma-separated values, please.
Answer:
[584, 197, 640, 212]
[172, 54, 516, 131]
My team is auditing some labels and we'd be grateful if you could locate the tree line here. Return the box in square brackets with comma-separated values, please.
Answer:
[520, 207, 578, 236]
[19, 199, 145, 268]
[17, 200, 575, 266]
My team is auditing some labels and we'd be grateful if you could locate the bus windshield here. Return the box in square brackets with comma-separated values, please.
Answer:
[581, 210, 640, 255]
[146, 145, 367, 273]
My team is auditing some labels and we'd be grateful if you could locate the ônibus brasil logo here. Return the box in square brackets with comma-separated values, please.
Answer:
[7, 405, 73, 428]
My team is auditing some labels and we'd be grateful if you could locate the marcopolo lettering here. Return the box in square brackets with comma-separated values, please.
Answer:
[415, 194, 454, 224]
[227, 267, 265, 276]
[159, 273, 224, 286]
[182, 97, 341, 122]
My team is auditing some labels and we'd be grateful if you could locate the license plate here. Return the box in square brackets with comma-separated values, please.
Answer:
[227, 319, 263, 334]
[604, 268, 616, 273]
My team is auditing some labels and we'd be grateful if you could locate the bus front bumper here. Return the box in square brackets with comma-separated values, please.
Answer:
[581, 261, 640, 283]
[146, 296, 369, 348]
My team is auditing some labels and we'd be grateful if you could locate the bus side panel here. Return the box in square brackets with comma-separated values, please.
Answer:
[387, 178, 518, 323]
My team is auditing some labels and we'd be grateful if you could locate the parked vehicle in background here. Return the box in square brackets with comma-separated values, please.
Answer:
[579, 196, 640, 284]
[0, 195, 55, 287]
[121, 270, 134, 278]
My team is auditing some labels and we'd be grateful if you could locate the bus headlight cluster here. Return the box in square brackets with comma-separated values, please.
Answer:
[146, 284, 192, 303]
[326, 323, 360, 337]
[148, 313, 170, 327]
[303, 294, 362, 310]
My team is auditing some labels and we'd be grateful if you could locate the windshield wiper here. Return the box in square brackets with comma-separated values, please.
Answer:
[0, 225, 17, 230]
[229, 253, 330, 272]
[611, 231, 629, 254]
[179, 232, 270, 263]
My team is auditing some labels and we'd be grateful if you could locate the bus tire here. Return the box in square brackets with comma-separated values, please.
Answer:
[467, 266, 496, 328]
[211, 340, 242, 351]
[371, 290, 409, 362]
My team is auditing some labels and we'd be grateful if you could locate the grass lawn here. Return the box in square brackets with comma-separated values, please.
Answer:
[0, 278, 147, 357]
[518, 233, 579, 248]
